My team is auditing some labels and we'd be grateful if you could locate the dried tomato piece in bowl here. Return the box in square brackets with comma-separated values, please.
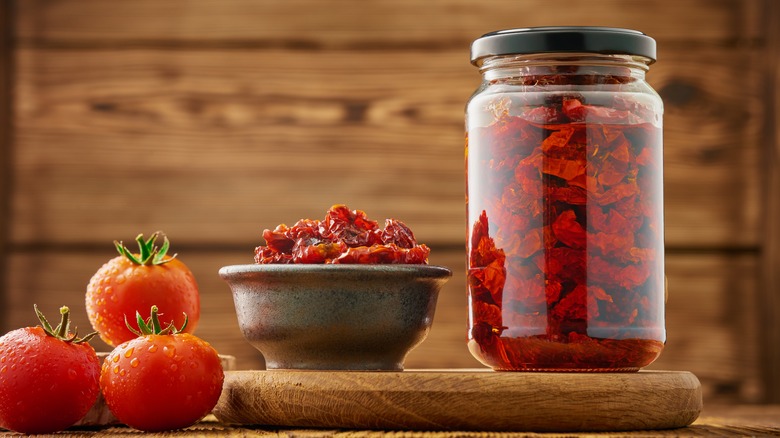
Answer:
[254, 205, 431, 264]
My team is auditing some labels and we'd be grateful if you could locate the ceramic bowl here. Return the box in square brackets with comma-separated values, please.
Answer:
[219, 264, 451, 371]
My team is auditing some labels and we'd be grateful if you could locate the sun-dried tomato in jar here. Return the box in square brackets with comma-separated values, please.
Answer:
[466, 27, 665, 371]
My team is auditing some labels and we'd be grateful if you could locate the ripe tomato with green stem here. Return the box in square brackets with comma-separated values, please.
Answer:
[86, 232, 200, 347]
[100, 305, 224, 432]
[0, 305, 100, 434]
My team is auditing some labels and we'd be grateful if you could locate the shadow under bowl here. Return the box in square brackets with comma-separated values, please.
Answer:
[219, 264, 452, 371]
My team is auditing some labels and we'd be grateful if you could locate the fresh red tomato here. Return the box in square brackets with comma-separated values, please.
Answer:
[100, 306, 224, 431]
[86, 232, 200, 347]
[0, 306, 100, 434]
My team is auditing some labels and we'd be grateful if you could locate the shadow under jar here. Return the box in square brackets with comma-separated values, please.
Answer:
[466, 27, 665, 371]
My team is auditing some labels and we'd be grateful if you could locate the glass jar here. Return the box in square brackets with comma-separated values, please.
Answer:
[466, 27, 665, 371]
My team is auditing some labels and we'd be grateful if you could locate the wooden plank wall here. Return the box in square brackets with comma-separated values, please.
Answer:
[2, 0, 776, 403]
[760, 0, 780, 403]
[0, 0, 12, 333]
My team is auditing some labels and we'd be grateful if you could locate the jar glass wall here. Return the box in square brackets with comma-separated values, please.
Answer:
[466, 29, 665, 371]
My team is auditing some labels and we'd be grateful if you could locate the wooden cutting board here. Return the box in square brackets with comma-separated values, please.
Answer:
[212, 369, 702, 432]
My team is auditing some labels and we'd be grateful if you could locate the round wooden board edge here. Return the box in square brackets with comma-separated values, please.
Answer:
[213, 369, 702, 432]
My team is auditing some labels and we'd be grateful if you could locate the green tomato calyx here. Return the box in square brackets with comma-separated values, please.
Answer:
[126, 305, 188, 337]
[34, 304, 97, 344]
[114, 231, 177, 266]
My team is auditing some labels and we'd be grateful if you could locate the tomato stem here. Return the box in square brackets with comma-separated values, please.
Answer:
[150, 305, 163, 333]
[114, 231, 178, 266]
[126, 305, 189, 337]
[56, 306, 70, 338]
[34, 304, 97, 344]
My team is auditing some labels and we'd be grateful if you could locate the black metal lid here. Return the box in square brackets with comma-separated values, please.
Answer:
[470, 27, 656, 66]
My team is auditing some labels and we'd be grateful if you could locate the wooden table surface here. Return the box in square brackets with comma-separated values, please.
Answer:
[2, 404, 777, 437]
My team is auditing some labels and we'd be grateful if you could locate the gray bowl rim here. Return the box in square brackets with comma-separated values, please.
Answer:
[219, 263, 452, 280]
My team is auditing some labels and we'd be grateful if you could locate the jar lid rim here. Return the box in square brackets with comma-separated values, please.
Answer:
[470, 27, 657, 66]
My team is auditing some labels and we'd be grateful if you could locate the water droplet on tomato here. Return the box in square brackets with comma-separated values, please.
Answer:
[170, 363, 178, 372]
[113, 365, 120, 374]
[148, 345, 158, 353]
[1, 366, 6, 373]
[112, 354, 120, 363]
[190, 361, 198, 369]
[179, 374, 186, 383]
[124, 347, 134, 358]
[105, 286, 113, 295]
[119, 369, 126, 377]
[68, 369, 77, 380]
[116, 274, 126, 284]
[130, 358, 139, 368]
[163, 345, 175, 358]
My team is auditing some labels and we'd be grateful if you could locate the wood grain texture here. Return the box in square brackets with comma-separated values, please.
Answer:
[212, 370, 702, 432]
[14, 0, 761, 47]
[702, 404, 780, 428]
[4, 249, 761, 403]
[3, 407, 780, 437]
[2, 407, 780, 436]
[647, 254, 761, 403]
[758, 0, 780, 404]
[0, 0, 14, 335]
[10, 46, 762, 248]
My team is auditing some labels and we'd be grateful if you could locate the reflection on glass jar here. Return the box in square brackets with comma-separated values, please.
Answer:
[466, 27, 665, 371]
